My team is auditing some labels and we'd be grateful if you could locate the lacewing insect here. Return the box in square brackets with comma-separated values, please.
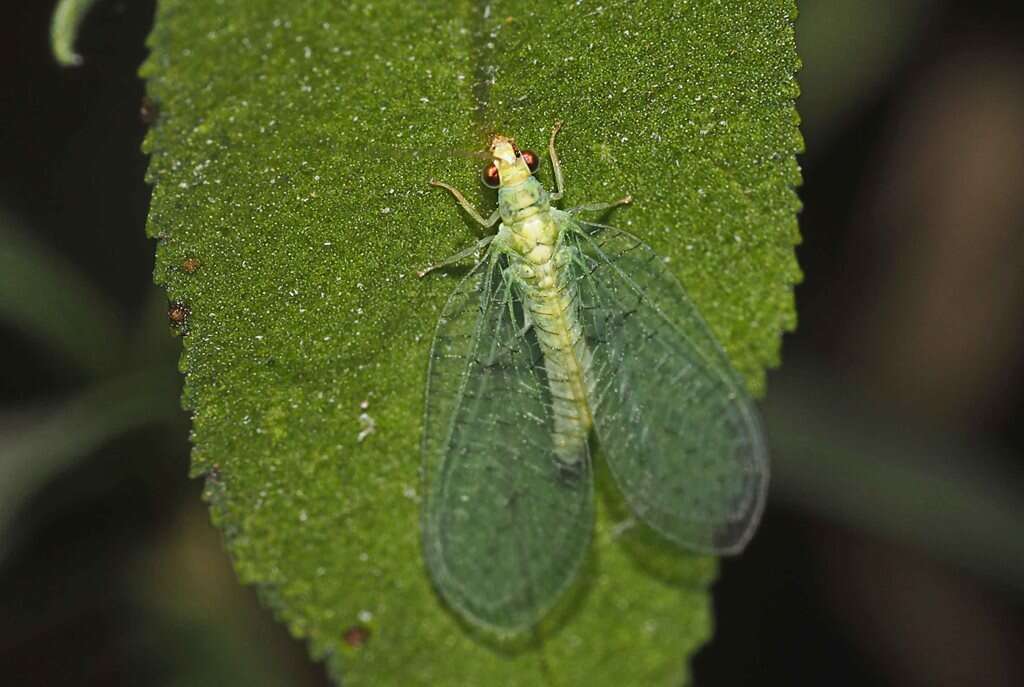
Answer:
[419, 123, 768, 632]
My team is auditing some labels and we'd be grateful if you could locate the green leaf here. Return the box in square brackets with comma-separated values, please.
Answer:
[141, 1, 800, 684]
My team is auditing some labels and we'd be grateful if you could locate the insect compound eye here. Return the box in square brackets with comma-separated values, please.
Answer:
[482, 163, 500, 188]
[521, 150, 540, 173]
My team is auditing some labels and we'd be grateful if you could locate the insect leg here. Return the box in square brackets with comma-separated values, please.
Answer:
[416, 235, 494, 278]
[567, 245, 591, 273]
[548, 121, 565, 201]
[568, 195, 633, 215]
[429, 179, 501, 228]
[499, 266, 532, 336]
[516, 307, 534, 338]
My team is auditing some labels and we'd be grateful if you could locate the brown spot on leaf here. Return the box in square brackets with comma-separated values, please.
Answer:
[140, 96, 159, 125]
[342, 625, 370, 648]
[167, 301, 191, 334]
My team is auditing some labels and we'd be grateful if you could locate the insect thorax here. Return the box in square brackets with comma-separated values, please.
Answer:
[498, 176, 550, 227]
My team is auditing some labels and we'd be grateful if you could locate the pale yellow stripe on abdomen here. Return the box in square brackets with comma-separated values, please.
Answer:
[524, 263, 592, 465]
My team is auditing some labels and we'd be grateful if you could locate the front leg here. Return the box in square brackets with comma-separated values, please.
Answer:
[569, 195, 633, 215]
[501, 265, 533, 337]
[548, 121, 565, 201]
[430, 179, 500, 228]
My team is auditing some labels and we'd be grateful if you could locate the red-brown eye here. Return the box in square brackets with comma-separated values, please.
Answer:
[482, 163, 500, 188]
[522, 150, 539, 173]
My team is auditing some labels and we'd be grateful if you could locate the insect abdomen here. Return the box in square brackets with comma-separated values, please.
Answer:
[498, 179, 592, 464]
[521, 246, 592, 464]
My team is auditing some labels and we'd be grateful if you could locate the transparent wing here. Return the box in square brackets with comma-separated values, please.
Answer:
[421, 254, 593, 632]
[564, 213, 768, 553]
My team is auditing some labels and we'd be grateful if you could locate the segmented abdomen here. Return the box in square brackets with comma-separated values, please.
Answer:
[521, 245, 593, 464]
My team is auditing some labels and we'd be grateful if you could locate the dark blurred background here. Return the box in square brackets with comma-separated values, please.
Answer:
[2, 1, 1022, 685]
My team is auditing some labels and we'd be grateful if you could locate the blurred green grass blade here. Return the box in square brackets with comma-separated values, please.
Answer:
[0, 210, 125, 375]
[766, 369, 1024, 589]
[797, 0, 935, 144]
[141, 1, 802, 684]
[0, 368, 182, 554]
[50, 0, 101, 66]
[133, 504, 324, 687]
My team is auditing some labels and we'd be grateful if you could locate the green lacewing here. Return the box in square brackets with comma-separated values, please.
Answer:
[419, 124, 767, 633]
